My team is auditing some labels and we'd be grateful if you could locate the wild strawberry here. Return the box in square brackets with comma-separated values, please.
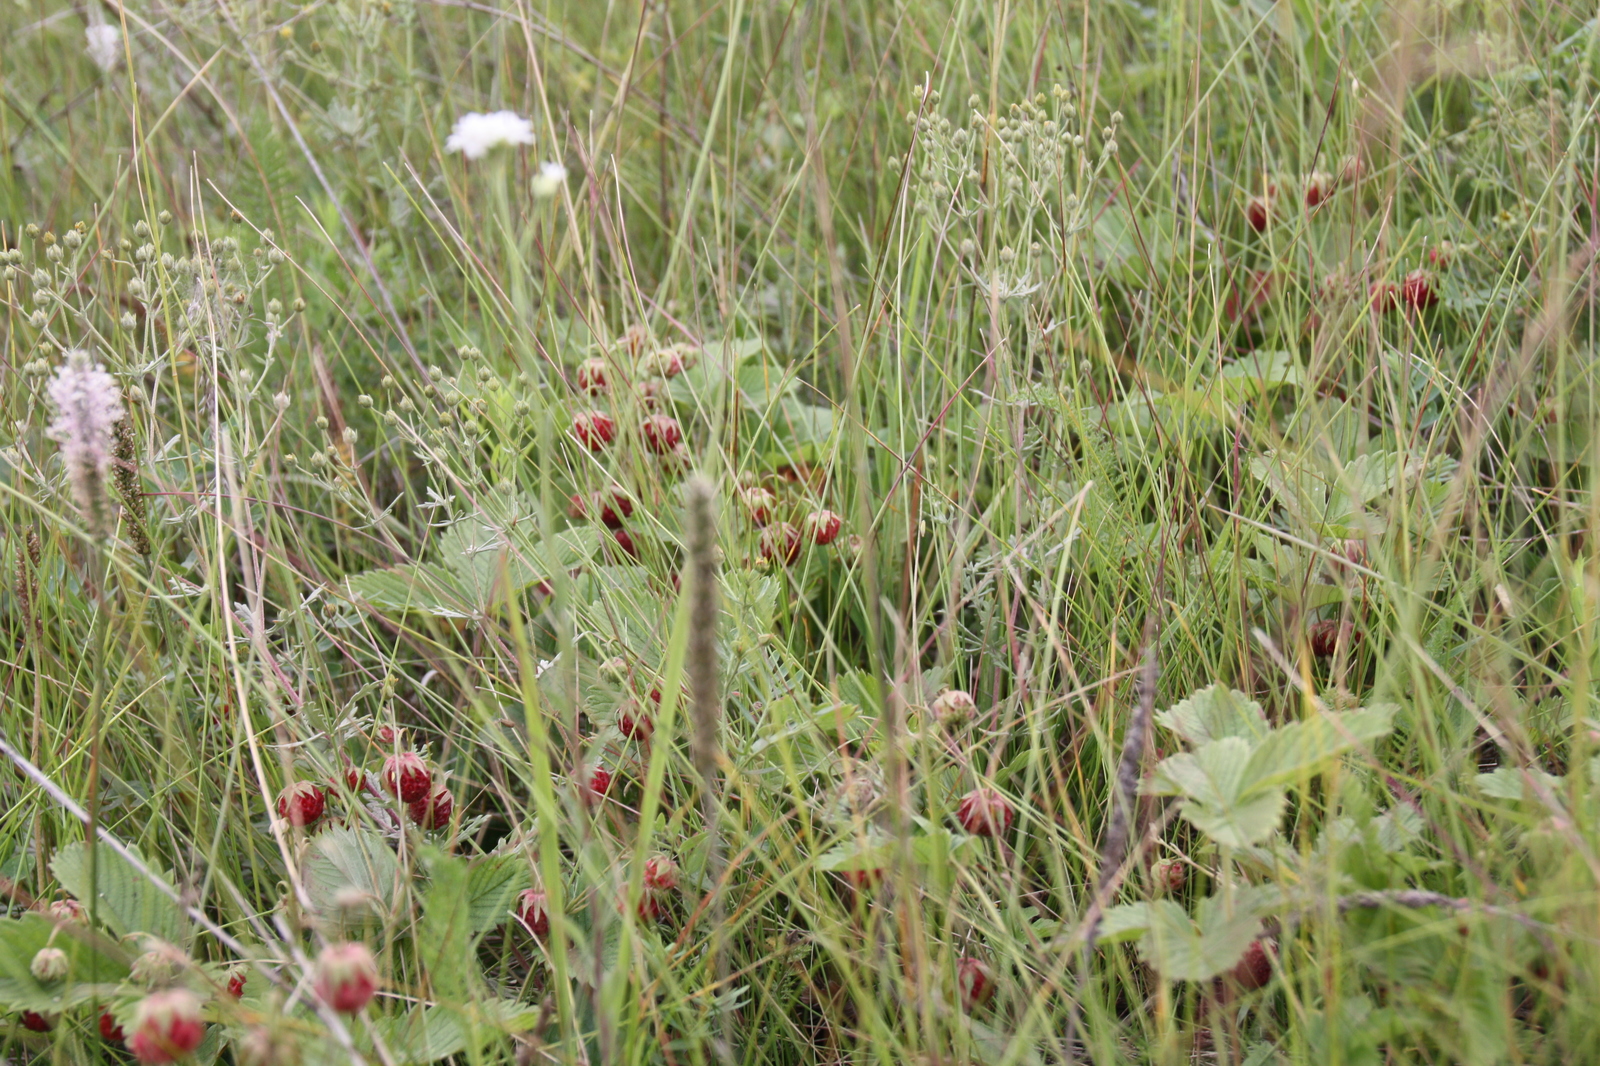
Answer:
[644, 345, 689, 378]
[20, 1011, 54, 1032]
[276, 781, 326, 828]
[128, 989, 205, 1064]
[1369, 281, 1400, 313]
[1401, 269, 1437, 310]
[575, 357, 609, 395]
[839, 867, 883, 892]
[407, 785, 454, 830]
[596, 486, 633, 529]
[1231, 937, 1274, 990]
[1224, 269, 1273, 324]
[581, 764, 613, 806]
[572, 410, 617, 450]
[226, 965, 247, 998]
[374, 725, 396, 745]
[515, 889, 551, 937]
[98, 1008, 125, 1043]
[618, 703, 654, 742]
[643, 855, 679, 893]
[1152, 858, 1186, 893]
[1337, 153, 1364, 185]
[567, 493, 589, 520]
[48, 898, 85, 923]
[1245, 194, 1272, 233]
[956, 957, 996, 1012]
[622, 323, 651, 358]
[612, 528, 639, 558]
[1427, 241, 1455, 270]
[931, 689, 976, 728]
[956, 787, 1014, 837]
[313, 942, 379, 1013]
[382, 753, 431, 804]
[641, 414, 682, 454]
[30, 947, 68, 982]
[760, 522, 803, 564]
[805, 509, 843, 545]
[740, 486, 777, 526]
[338, 762, 364, 793]
[633, 893, 669, 923]
[1309, 619, 1359, 658]
[1303, 171, 1332, 208]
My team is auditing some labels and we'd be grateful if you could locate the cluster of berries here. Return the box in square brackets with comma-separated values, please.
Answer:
[275, 743, 453, 834]
[1243, 156, 1363, 232]
[736, 480, 843, 565]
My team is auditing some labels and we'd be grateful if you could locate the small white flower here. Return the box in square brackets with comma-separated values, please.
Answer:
[85, 24, 121, 74]
[444, 111, 536, 160]
[531, 161, 568, 198]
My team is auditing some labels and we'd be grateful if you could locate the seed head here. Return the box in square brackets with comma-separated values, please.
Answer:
[530, 161, 568, 197]
[47, 350, 124, 538]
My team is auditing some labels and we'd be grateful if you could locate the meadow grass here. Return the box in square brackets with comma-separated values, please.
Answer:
[1, 0, 1599, 1063]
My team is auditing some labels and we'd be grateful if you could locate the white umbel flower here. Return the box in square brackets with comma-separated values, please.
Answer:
[47, 350, 124, 537]
[85, 24, 121, 73]
[531, 161, 568, 198]
[445, 111, 536, 160]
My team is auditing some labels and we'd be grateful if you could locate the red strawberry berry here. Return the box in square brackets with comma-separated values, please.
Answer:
[1369, 281, 1400, 313]
[740, 486, 777, 526]
[760, 522, 803, 564]
[641, 414, 682, 454]
[1152, 858, 1186, 893]
[581, 764, 613, 806]
[20, 1011, 53, 1033]
[407, 785, 455, 830]
[276, 781, 326, 828]
[382, 753, 431, 804]
[226, 966, 247, 999]
[314, 942, 379, 1014]
[1245, 194, 1272, 233]
[956, 957, 996, 1012]
[1426, 241, 1455, 270]
[805, 509, 843, 545]
[643, 855, 679, 893]
[596, 486, 633, 528]
[567, 493, 589, 520]
[1231, 938, 1274, 990]
[955, 787, 1014, 837]
[128, 989, 205, 1064]
[612, 528, 639, 558]
[1309, 619, 1359, 658]
[1401, 269, 1437, 310]
[98, 1009, 125, 1043]
[576, 357, 609, 395]
[1303, 171, 1332, 208]
[339, 762, 364, 792]
[515, 889, 551, 937]
[839, 867, 883, 892]
[572, 410, 617, 451]
[618, 703, 654, 742]
[633, 892, 669, 923]
[375, 725, 396, 745]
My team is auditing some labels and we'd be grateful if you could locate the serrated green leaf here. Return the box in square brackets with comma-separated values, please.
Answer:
[1155, 686, 1269, 745]
[463, 854, 529, 933]
[418, 851, 477, 1003]
[1135, 896, 1262, 982]
[303, 827, 401, 921]
[50, 842, 189, 945]
[1096, 902, 1152, 945]
[1180, 788, 1287, 849]
[1243, 705, 1396, 790]
[1475, 766, 1562, 801]
[347, 562, 474, 617]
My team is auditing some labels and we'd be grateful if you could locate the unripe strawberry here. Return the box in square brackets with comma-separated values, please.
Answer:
[1245, 194, 1272, 233]
[20, 1010, 54, 1032]
[1231, 937, 1274, 990]
[48, 898, 85, 923]
[276, 781, 326, 828]
[128, 989, 205, 1064]
[643, 855, 679, 893]
[595, 486, 633, 529]
[643, 345, 689, 378]
[30, 946, 68, 982]
[374, 725, 396, 745]
[581, 764, 613, 806]
[566, 492, 589, 520]
[1303, 171, 1332, 208]
[956, 787, 1014, 837]
[1369, 280, 1400, 313]
[226, 965, 247, 998]
[955, 957, 995, 1012]
[760, 522, 803, 564]
[612, 528, 639, 558]
[314, 942, 379, 1013]
[641, 414, 682, 454]
[575, 357, 609, 395]
[1401, 269, 1437, 310]
[1152, 858, 1186, 893]
[571, 410, 617, 450]
[805, 509, 843, 545]
[931, 689, 976, 728]
[381, 753, 430, 804]
[1309, 619, 1359, 658]
[407, 785, 454, 830]
[1426, 241, 1455, 270]
[515, 889, 551, 937]
[98, 1008, 125, 1043]
[618, 703, 654, 742]
[739, 486, 777, 526]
